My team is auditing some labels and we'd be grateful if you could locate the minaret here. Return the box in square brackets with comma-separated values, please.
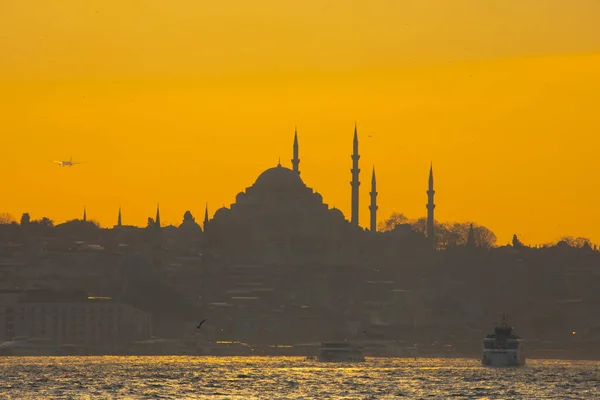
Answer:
[83, 206, 87, 222]
[203, 203, 209, 231]
[155, 204, 161, 228]
[426, 163, 436, 248]
[117, 206, 122, 227]
[369, 166, 378, 232]
[350, 123, 361, 226]
[292, 127, 300, 175]
[467, 224, 476, 248]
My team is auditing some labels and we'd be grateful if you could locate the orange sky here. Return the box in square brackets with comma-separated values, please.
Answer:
[1, 0, 600, 245]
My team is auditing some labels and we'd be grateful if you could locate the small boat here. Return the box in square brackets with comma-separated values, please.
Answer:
[317, 341, 365, 362]
[482, 314, 526, 367]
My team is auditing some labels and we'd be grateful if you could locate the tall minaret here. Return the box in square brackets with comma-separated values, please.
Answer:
[203, 203, 209, 231]
[155, 204, 161, 228]
[369, 166, 378, 232]
[292, 127, 300, 175]
[426, 163, 436, 248]
[467, 223, 476, 248]
[117, 206, 122, 227]
[83, 206, 87, 222]
[350, 123, 361, 226]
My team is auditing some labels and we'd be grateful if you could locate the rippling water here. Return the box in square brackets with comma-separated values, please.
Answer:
[0, 356, 598, 399]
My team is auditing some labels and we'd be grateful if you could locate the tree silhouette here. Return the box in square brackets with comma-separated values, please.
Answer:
[475, 225, 497, 248]
[377, 212, 409, 232]
[444, 222, 470, 247]
[20, 213, 31, 225]
[37, 217, 54, 228]
[0, 213, 15, 224]
[555, 236, 593, 249]
[512, 234, 524, 248]
[379, 213, 498, 249]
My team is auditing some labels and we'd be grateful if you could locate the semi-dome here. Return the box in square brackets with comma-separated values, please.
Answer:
[236, 192, 247, 203]
[329, 207, 346, 220]
[253, 164, 306, 190]
[213, 207, 230, 219]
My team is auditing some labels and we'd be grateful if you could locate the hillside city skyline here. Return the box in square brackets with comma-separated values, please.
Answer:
[2, 2, 600, 248]
[1, 2, 599, 396]
[1, 127, 596, 249]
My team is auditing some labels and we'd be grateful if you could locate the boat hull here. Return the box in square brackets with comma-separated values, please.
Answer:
[317, 354, 365, 362]
[482, 350, 526, 367]
[317, 342, 365, 363]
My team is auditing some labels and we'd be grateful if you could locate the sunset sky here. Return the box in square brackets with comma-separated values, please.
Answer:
[1, 0, 599, 245]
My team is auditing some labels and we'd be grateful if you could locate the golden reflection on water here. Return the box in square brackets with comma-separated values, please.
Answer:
[0, 356, 598, 399]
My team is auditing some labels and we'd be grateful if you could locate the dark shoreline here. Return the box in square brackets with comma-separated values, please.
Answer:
[2, 353, 599, 362]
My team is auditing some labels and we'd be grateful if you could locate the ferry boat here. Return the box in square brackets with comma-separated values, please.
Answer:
[317, 341, 365, 362]
[482, 314, 525, 367]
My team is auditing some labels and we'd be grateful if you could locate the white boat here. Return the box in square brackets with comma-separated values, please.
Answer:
[482, 314, 526, 367]
[317, 341, 365, 362]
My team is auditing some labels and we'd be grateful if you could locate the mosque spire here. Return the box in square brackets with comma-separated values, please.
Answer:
[426, 162, 436, 249]
[203, 203, 209, 231]
[353, 122, 359, 153]
[155, 204, 161, 228]
[350, 122, 361, 226]
[467, 223, 476, 248]
[83, 206, 87, 222]
[369, 166, 378, 232]
[429, 162, 434, 190]
[117, 206, 122, 227]
[292, 127, 300, 175]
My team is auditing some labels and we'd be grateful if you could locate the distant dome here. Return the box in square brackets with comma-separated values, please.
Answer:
[313, 192, 323, 203]
[236, 192, 247, 203]
[253, 164, 306, 190]
[329, 207, 345, 220]
[214, 207, 229, 219]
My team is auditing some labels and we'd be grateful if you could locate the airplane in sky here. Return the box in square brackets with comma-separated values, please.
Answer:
[54, 157, 85, 167]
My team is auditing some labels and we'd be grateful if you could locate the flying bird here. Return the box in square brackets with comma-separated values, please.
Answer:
[197, 319, 207, 329]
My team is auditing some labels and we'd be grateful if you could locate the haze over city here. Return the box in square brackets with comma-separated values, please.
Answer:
[2, 0, 600, 244]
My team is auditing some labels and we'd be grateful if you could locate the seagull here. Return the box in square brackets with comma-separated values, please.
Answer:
[197, 319, 207, 329]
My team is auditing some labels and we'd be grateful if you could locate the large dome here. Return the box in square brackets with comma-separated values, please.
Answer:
[253, 164, 306, 189]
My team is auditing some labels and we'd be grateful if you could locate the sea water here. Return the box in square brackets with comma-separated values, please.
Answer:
[0, 356, 597, 399]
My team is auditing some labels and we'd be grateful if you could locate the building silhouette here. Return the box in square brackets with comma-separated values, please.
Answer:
[369, 167, 378, 232]
[203, 203, 209, 232]
[202, 125, 439, 265]
[203, 125, 438, 241]
[427, 163, 435, 248]
[292, 127, 300, 175]
[467, 223, 476, 248]
[350, 123, 361, 226]
[0, 290, 152, 350]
